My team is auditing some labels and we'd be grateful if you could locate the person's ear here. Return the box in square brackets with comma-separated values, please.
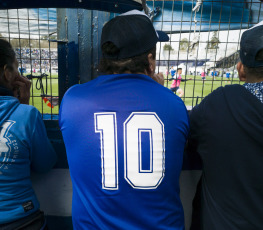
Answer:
[237, 62, 246, 82]
[147, 53, 155, 77]
[3, 64, 12, 83]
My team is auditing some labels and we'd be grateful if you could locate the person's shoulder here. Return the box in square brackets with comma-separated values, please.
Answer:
[12, 104, 43, 127]
[198, 84, 243, 106]
[153, 80, 178, 96]
[16, 103, 39, 115]
[62, 79, 97, 103]
[65, 75, 110, 97]
[224, 84, 256, 99]
[19, 104, 42, 117]
[63, 83, 84, 98]
[163, 88, 187, 107]
[215, 84, 246, 96]
[192, 86, 225, 111]
[206, 85, 227, 98]
[224, 84, 243, 90]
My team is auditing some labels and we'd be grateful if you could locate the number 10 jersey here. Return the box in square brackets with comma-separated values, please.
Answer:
[59, 74, 189, 230]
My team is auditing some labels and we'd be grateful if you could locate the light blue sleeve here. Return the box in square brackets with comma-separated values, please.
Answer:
[30, 109, 57, 173]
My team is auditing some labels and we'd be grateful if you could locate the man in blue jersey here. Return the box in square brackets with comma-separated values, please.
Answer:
[60, 10, 189, 230]
[0, 39, 57, 229]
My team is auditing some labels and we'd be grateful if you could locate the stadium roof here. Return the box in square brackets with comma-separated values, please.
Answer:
[0, 0, 143, 13]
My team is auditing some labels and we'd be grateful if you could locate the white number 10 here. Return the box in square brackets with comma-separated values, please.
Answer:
[94, 112, 165, 190]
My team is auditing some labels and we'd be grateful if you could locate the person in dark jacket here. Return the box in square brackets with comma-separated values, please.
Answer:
[188, 21, 263, 230]
[0, 39, 57, 229]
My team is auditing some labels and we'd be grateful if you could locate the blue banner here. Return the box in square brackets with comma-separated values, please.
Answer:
[147, 1, 263, 32]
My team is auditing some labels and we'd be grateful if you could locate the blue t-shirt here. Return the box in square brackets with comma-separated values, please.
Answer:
[59, 74, 189, 230]
[171, 69, 176, 77]
[0, 96, 57, 224]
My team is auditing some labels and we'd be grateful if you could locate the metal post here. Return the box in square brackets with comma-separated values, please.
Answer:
[57, 9, 110, 101]
[57, 8, 79, 104]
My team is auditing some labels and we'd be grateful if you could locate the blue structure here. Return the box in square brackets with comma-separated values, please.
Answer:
[148, 1, 263, 32]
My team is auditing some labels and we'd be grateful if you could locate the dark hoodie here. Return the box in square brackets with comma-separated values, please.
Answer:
[188, 84, 263, 230]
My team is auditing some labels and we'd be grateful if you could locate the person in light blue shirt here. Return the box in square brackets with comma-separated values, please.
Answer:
[0, 39, 57, 230]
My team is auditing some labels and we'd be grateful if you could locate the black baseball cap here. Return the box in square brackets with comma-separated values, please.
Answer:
[240, 21, 263, 68]
[101, 10, 169, 60]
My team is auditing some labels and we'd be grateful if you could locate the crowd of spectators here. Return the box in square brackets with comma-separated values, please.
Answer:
[14, 48, 57, 73]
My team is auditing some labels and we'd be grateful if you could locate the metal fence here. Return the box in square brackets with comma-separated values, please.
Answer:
[0, 1, 262, 115]
[152, 0, 263, 107]
[0, 8, 58, 117]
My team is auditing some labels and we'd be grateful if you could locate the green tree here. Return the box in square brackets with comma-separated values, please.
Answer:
[41, 35, 57, 40]
[163, 44, 174, 51]
[207, 31, 220, 49]
[179, 38, 189, 51]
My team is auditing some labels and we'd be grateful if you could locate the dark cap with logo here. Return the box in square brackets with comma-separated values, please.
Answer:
[240, 21, 263, 68]
[101, 10, 169, 60]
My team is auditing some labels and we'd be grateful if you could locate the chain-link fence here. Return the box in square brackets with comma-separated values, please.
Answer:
[0, 8, 58, 117]
[152, 0, 262, 107]
[1, 1, 262, 113]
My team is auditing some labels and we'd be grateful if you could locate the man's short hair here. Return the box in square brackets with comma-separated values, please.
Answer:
[99, 42, 156, 74]
[177, 68, 182, 71]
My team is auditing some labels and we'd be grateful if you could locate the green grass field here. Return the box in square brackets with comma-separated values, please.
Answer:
[29, 74, 241, 114]
[29, 73, 59, 114]
[165, 75, 241, 107]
